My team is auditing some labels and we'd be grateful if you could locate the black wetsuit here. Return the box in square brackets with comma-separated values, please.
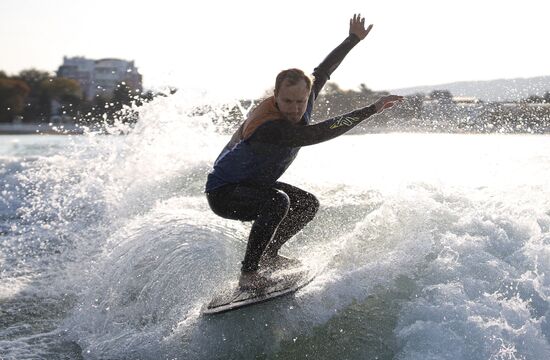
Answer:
[206, 33, 378, 273]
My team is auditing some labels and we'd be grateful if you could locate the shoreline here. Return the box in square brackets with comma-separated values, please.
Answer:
[1, 122, 549, 136]
[0, 123, 84, 135]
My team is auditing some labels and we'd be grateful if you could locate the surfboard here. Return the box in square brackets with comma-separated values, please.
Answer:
[203, 268, 314, 315]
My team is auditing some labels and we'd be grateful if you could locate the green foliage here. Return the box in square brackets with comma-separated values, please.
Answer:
[112, 82, 133, 109]
[17, 69, 51, 83]
[41, 77, 82, 100]
[524, 92, 550, 104]
[429, 89, 453, 100]
[0, 78, 31, 122]
[13, 69, 53, 120]
[312, 82, 386, 124]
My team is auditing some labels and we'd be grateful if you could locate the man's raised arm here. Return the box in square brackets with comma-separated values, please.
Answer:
[311, 14, 373, 99]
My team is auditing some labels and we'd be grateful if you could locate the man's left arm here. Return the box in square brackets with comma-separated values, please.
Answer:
[311, 14, 373, 100]
[251, 95, 403, 148]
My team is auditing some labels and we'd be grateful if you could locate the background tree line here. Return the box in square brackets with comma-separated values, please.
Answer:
[0, 68, 153, 124]
[2, 68, 550, 134]
[217, 84, 550, 135]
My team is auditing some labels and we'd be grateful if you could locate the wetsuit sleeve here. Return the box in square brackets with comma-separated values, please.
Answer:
[250, 104, 377, 147]
[311, 34, 361, 99]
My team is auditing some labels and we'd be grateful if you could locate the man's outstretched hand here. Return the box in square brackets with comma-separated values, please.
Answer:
[374, 95, 404, 113]
[349, 13, 373, 40]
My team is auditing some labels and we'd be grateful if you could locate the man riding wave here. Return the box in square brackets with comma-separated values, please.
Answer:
[205, 14, 403, 289]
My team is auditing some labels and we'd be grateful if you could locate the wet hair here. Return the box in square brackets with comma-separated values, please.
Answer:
[274, 68, 313, 96]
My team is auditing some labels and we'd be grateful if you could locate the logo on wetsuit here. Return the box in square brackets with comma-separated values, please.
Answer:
[329, 115, 359, 129]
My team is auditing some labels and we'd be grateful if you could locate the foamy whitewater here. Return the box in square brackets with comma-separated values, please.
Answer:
[1, 91, 550, 359]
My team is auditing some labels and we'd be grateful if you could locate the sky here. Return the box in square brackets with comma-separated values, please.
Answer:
[1, 0, 549, 99]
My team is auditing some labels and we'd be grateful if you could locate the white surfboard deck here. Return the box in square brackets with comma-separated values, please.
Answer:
[203, 268, 314, 315]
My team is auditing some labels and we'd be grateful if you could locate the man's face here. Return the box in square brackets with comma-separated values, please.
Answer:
[275, 79, 310, 123]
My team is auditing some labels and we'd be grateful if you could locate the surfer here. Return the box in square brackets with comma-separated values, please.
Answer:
[205, 14, 403, 289]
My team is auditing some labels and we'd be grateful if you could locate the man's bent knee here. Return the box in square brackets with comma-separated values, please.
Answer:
[300, 192, 319, 219]
[269, 190, 291, 218]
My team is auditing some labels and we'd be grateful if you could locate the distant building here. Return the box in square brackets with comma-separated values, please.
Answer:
[57, 56, 142, 101]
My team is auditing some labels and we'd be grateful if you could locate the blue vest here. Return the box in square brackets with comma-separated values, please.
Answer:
[205, 95, 314, 192]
